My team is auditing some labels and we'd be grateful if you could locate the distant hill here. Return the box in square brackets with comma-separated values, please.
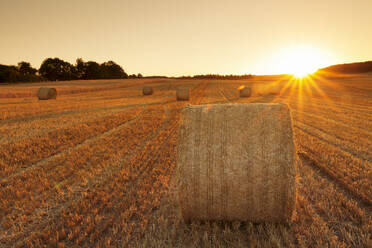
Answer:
[318, 61, 372, 74]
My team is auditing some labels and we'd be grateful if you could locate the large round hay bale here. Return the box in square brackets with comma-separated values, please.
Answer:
[176, 103, 296, 223]
[239, 86, 251, 97]
[176, 87, 190, 101]
[37, 87, 57, 100]
[143, 86, 153, 95]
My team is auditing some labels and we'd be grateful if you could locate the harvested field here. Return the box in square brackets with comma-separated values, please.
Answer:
[0, 75, 371, 247]
[176, 87, 190, 101]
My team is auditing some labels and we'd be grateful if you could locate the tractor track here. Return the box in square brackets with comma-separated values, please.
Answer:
[1, 80, 207, 247]
[297, 153, 371, 246]
[0, 105, 148, 179]
[294, 123, 371, 163]
[1, 105, 169, 246]
[0, 107, 146, 184]
[298, 151, 372, 208]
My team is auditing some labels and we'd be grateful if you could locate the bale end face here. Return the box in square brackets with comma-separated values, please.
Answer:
[37, 87, 57, 100]
[176, 103, 296, 223]
[143, 86, 154, 95]
[176, 87, 190, 101]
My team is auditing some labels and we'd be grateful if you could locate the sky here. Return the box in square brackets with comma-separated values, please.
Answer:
[0, 0, 371, 76]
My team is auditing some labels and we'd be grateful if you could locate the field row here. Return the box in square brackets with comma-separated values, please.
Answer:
[0, 81, 207, 247]
[0, 79, 370, 247]
[0, 107, 145, 178]
[122, 80, 371, 247]
[217, 81, 372, 206]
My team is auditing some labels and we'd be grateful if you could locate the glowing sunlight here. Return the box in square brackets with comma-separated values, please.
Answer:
[270, 45, 334, 78]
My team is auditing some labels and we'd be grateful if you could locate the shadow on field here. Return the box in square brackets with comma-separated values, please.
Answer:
[129, 196, 293, 247]
[128, 182, 294, 247]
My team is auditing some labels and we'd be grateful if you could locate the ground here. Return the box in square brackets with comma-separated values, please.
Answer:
[0, 75, 371, 247]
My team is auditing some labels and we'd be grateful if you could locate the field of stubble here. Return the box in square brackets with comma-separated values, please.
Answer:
[0, 75, 371, 247]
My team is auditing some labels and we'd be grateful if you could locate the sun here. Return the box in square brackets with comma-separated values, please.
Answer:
[270, 45, 333, 78]
[287, 46, 322, 77]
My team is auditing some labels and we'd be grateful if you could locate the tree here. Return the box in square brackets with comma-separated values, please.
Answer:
[17, 62, 37, 75]
[100, 61, 128, 79]
[0, 65, 20, 83]
[0, 62, 42, 83]
[85, 61, 101, 79]
[75, 58, 86, 79]
[1, 57, 132, 83]
[137, 73, 143, 78]
[39, 58, 77, 81]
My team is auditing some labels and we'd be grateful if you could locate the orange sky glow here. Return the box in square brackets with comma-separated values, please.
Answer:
[0, 0, 371, 76]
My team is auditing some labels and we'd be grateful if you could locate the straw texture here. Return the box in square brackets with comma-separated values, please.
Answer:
[239, 86, 251, 97]
[143, 86, 154, 95]
[176, 103, 296, 223]
[37, 87, 57, 100]
[176, 87, 190, 101]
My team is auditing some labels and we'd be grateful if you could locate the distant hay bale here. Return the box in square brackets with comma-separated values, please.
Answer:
[176, 87, 190, 101]
[238, 86, 251, 97]
[37, 87, 57, 100]
[176, 103, 296, 223]
[142, 86, 154, 95]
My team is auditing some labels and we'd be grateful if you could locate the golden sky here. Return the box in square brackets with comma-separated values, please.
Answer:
[1, 0, 371, 76]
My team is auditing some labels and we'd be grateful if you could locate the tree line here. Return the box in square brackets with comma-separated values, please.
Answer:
[0, 58, 142, 83]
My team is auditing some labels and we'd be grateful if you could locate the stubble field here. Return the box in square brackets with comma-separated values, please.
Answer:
[0, 75, 371, 247]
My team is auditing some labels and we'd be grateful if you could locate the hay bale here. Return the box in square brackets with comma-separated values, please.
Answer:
[37, 87, 57, 100]
[238, 86, 251, 98]
[143, 86, 154, 95]
[176, 87, 190, 101]
[176, 103, 296, 223]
